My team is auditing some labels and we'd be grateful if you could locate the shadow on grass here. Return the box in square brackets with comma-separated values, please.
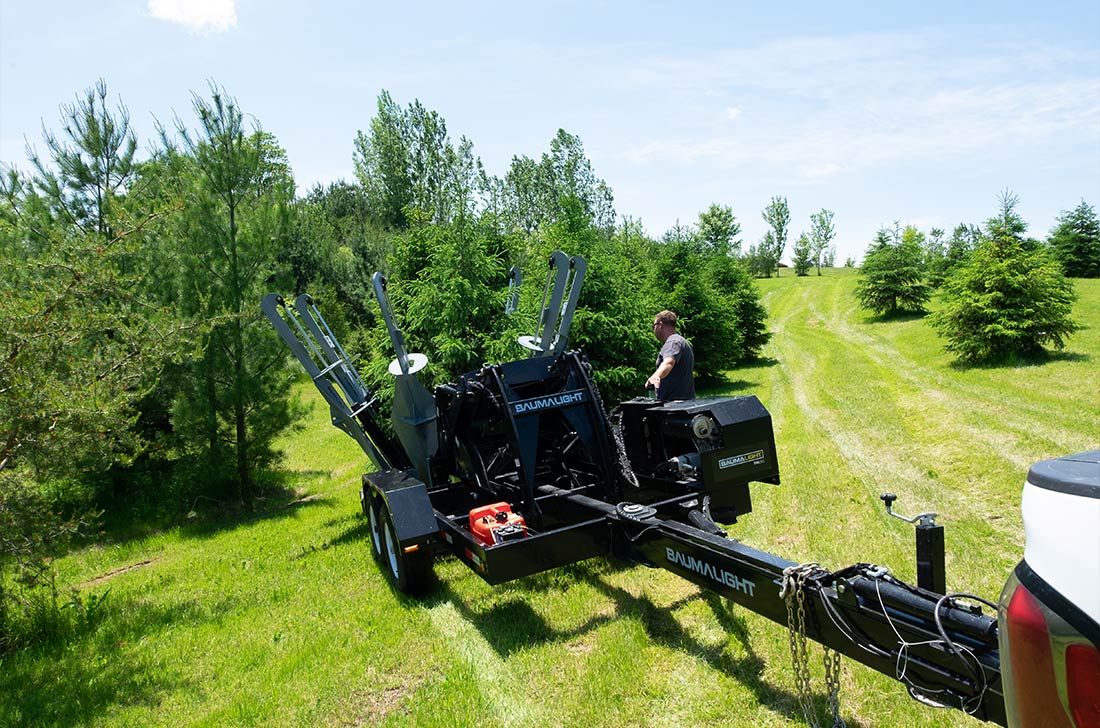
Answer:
[947, 348, 1092, 370]
[322, 518, 371, 549]
[176, 491, 331, 541]
[89, 467, 336, 549]
[0, 594, 206, 728]
[698, 357, 778, 396]
[426, 559, 870, 728]
[862, 309, 929, 324]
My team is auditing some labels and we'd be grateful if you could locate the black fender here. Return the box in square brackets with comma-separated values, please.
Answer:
[362, 470, 438, 548]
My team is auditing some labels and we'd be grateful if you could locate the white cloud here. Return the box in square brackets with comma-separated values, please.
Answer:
[148, 0, 236, 34]
[609, 32, 1100, 187]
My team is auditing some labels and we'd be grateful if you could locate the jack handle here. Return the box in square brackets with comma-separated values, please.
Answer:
[880, 494, 938, 528]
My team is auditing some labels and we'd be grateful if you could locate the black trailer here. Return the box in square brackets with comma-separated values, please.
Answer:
[263, 252, 1006, 727]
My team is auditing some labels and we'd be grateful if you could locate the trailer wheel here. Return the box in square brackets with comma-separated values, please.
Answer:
[365, 488, 385, 562]
[366, 489, 433, 595]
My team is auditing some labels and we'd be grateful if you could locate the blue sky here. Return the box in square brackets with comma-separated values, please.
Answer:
[2, 1, 1097, 263]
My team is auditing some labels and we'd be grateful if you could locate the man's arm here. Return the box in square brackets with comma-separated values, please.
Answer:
[647, 357, 676, 390]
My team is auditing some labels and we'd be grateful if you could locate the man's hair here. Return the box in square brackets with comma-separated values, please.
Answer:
[655, 310, 678, 328]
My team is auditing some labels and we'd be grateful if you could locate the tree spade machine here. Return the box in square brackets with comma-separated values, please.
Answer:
[263, 252, 1100, 728]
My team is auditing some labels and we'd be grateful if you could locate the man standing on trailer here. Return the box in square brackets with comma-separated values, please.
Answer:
[647, 310, 695, 401]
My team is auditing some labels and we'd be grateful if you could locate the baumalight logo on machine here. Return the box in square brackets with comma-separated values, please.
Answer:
[666, 547, 756, 596]
[718, 449, 765, 470]
[512, 389, 587, 415]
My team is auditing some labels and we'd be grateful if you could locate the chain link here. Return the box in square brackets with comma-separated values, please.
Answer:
[609, 407, 639, 488]
[782, 563, 846, 728]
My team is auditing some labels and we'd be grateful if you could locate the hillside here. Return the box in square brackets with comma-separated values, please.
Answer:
[4, 270, 1097, 728]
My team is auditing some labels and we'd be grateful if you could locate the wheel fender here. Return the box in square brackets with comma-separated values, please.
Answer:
[363, 470, 437, 547]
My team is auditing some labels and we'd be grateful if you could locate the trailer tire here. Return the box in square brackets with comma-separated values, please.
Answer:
[366, 489, 433, 595]
[365, 488, 385, 562]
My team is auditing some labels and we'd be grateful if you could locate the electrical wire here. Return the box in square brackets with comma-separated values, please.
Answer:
[933, 592, 997, 714]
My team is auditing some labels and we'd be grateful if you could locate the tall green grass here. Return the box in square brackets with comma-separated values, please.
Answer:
[3, 271, 1096, 727]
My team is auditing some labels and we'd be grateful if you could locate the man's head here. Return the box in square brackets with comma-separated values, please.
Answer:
[653, 310, 678, 342]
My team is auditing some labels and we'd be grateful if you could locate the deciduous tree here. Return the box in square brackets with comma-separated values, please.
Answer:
[792, 232, 813, 276]
[697, 203, 741, 254]
[761, 196, 789, 277]
[353, 91, 482, 229]
[809, 208, 835, 275]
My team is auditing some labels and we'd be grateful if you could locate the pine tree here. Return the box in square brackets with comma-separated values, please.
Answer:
[1048, 200, 1100, 278]
[930, 192, 1078, 362]
[161, 86, 300, 501]
[855, 225, 931, 315]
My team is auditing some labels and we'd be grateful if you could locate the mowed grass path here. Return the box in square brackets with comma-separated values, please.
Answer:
[4, 271, 1096, 728]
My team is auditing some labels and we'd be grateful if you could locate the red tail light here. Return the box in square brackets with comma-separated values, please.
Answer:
[1005, 586, 1074, 728]
[1066, 643, 1100, 728]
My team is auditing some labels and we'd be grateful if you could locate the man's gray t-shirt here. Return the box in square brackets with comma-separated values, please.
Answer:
[656, 333, 695, 401]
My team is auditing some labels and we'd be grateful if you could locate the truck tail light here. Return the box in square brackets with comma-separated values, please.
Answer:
[1002, 573, 1100, 728]
[1005, 585, 1073, 728]
[1066, 643, 1100, 728]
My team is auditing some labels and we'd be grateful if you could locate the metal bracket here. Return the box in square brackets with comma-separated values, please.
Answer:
[371, 272, 428, 375]
[517, 251, 586, 356]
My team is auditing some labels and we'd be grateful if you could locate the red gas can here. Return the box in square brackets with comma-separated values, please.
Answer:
[469, 502, 527, 546]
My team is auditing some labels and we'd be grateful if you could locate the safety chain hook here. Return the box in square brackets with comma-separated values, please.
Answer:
[782, 563, 847, 728]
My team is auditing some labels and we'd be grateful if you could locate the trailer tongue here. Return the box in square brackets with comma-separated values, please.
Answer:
[263, 251, 1011, 726]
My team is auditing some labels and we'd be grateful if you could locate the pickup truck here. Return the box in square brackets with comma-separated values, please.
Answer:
[999, 450, 1099, 728]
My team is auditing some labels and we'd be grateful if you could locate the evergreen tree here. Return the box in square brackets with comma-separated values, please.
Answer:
[1048, 200, 1100, 278]
[931, 192, 1078, 362]
[706, 253, 771, 361]
[28, 79, 137, 239]
[0, 83, 168, 646]
[161, 86, 300, 501]
[652, 233, 740, 385]
[855, 224, 931, 315]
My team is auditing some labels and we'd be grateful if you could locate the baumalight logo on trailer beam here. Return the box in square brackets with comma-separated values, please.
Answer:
[511, 389, 587, 415]
[666, 547, 756, 596]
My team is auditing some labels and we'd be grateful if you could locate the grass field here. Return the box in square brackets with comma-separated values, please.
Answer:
[4, 270, 1097, 727]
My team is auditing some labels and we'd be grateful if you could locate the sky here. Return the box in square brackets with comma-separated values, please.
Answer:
[1, 1, 1098, 264]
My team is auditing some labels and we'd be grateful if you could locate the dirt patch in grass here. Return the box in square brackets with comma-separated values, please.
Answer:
[336, 675, 426, 727]
[76, 558, 159, 589]
[283, 492, 327, 508]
